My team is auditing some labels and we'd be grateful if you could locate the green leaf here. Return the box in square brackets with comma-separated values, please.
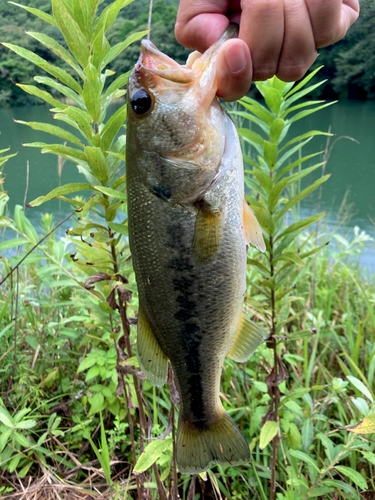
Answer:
[275, 152, 323, 181]
[280, 131, 333, 152]
[94, 0, 135, 35]
[72, 0, 92, 42]
[93, 186, 127, 201]
[276, 213, 326, 241]
[8, 454, 23, 473]
[78, 356, 97, 373]
[15, 120, 82, 146]
[18, 461, 33, 478]
[0, 238, 29, 251]
[52, 0, 90, 68]
[16, 84, 66, 109]
[14, 432, 30, 448]
[103, 70, 131, 100]
[301, 418, 314, 451]
[276, 176, 330, 219]
[134, 438, 173, 473]
[251, 206, 274, 235]
[0, 407, 13, 427]
[2, 43, 81, 93]
[28, 183, 92, 207]
[239, 97, 274, 126]
[268, 178, 289, 212]
[64, 106, 95, 142]
[320, 479, 359, 497]
[273, 252, 306, 267]
[270, 118, 285, 144]
[15, 420, 37, 430]
[91, 20, 110, 69]
[0, 429, 12, 453]
[27, 32, 84, 78]
[262, 85, 282, 114]
[288, 102, 336, 124]
[281, 99, 326, 119]
[83, 63, 103, 122]
[229, 111, 269, 135]
[263, 141, 278, 170]
[347, 376, 374, 403]
[276, 137, 313, 169]
[107, 221, 128, 236]
[34, 77, 83, 106]
[308, 486, 335, 497]
[289, 450, 319, 471]
[101, 30, 149, 69]
[334, 466, 367, 490]
[285, 66, 324, 99]
[259, 421, 279, 449]
[237, 128, 265, 146]
[9, 2, 57, 27]
[85, 147, 108, 184]
[24, 143, 87, 163]
[14, 409, 32, 424]
[247, 170, 273, 193]
[100, 104, 127, 152]
[361, 451, 375, 466]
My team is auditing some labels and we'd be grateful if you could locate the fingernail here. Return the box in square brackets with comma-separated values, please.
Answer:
[224, 43, 248, 75]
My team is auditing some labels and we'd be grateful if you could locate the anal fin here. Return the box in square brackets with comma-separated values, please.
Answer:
[193, 200, 223, 264]
[243, 200, 266, 253]
[227, 310, 265, 362]
[137, 306, 169, 386]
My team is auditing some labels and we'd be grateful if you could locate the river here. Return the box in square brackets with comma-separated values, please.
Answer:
[1, 100, 375, 272]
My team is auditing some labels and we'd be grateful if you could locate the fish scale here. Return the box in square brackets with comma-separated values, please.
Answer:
[126, 24, 266, 473]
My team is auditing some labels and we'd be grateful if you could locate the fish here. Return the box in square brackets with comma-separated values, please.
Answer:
[126, 23, 266, 474]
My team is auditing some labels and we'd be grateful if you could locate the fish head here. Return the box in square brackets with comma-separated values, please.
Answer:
[127, 24, 239, 164]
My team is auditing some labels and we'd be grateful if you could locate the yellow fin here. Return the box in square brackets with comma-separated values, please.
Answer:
[176, 410, 250, 474]
[193, 202, 223, 264]
[243, 200, 266, 253]
[228, 311, 265, 362]
[137, 306, 168, 387]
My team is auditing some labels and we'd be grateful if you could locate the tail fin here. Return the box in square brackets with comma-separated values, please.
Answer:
[176, 411, 250, 474]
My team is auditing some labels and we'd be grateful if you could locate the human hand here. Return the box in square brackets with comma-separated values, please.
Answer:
[175, 0, 360, 101]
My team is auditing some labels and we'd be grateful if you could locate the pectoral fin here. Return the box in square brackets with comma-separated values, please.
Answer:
[137, 306, 169, 386]
[228, 310, 265, 362]
[193, 201, 223, 264]
[243, 200, 266, 253]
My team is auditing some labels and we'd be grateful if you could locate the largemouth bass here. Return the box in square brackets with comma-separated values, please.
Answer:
[126, 24, 266, 474]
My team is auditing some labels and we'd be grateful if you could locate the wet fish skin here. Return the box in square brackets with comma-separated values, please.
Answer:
[126, 24, 265, 473]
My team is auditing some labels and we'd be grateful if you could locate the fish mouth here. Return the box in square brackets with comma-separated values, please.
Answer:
[135, 40, 195, 84]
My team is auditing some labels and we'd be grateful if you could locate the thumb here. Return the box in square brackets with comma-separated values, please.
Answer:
[216, 39, 253, 101]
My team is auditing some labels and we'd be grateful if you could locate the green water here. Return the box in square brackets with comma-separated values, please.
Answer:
[1, 101, 375, 270]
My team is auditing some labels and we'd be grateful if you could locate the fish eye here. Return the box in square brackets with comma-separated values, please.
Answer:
[130, 90, 152, 115]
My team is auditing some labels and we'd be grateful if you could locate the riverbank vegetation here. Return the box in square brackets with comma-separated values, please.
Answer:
[1, 1, 375, 499]
[0, 0, 375, 107]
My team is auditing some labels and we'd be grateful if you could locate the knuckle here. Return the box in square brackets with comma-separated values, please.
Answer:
[276, 62, 310, 82]
[253, 65, 277, 82]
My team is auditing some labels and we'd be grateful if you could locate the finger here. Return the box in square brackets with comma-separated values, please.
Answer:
[216, 39, 252, 101]
[276, 0, 317, 82]
[305, 0, 360, 48]
[238, 0, 284, 82]
[175, 0, 230, 53]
